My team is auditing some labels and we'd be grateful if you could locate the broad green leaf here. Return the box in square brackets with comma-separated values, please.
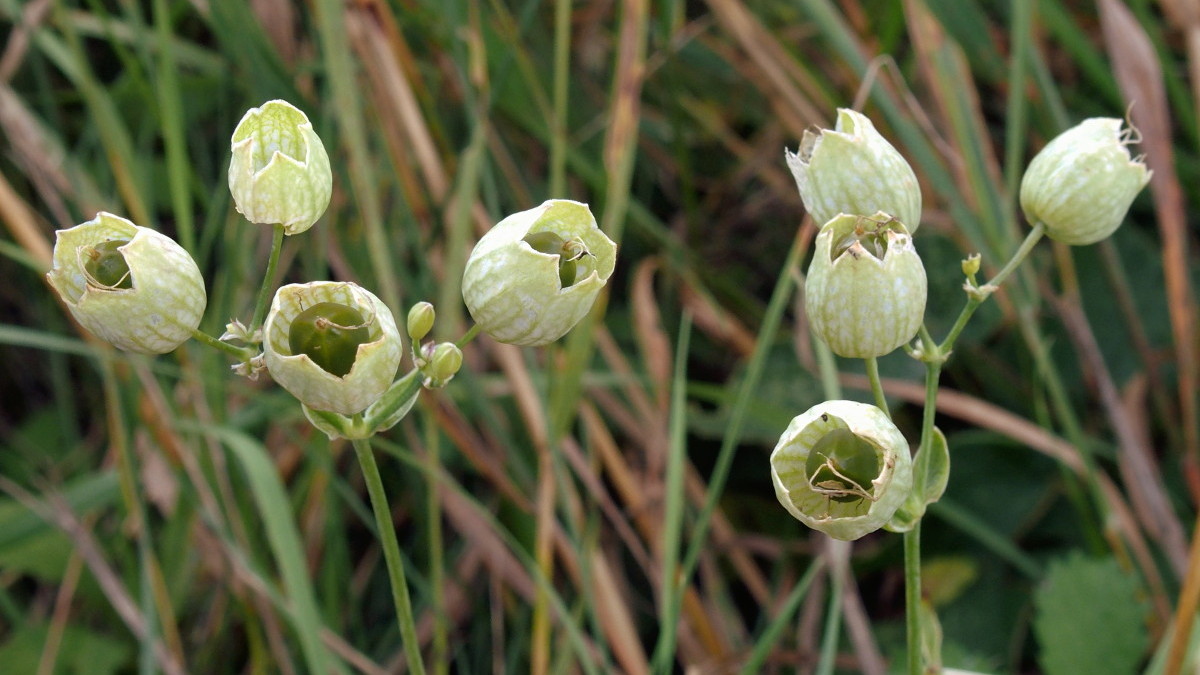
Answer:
[1033, 553, 1147, 675]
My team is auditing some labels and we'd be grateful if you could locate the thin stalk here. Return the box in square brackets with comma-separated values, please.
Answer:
[814, 333, 842, 401]
[531, 447, 556, 675]
[1001, 0, 1033, 213]
[351, 438, 426, 675]
[1166, 512, 1200, 675]
[189, 329, 255, 361]
[907, 337, 943, 675]
[650, 317, 692, 672]
[455, 323, 483, 349]
[152, 0, 193, 254]
[549, 0, 571, 197]
[250, 224, 285, 333]
[815, 541, 845, 675]
[422, 411, 448, 675]
[864, 356, 889, 416]
[100, 356, 159, 673]
[939, 223, 1044, 353]
[904, 522, 922, 675]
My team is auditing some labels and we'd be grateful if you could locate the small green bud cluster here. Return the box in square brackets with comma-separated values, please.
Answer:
[404, 302, 464, 389]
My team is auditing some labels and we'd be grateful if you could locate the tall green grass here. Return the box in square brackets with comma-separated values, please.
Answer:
[0, 0, 1196, 672]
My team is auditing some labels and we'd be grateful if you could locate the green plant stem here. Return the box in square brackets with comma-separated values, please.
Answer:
[455, 323, 483, 348]
[189, 329, 255, 361]
[939, 222, 1044, 353]
[864, 356, 889, 416]
[100, 358, 160, 673]
[422, 412, 448, 675]
[250, 224, 286, 333]
[904, 521, 922, 675]
[549, 0, 570, 197]
[352, 438, 426, 675]
[815, 542, 845, 675]
[896, 222, 1046, 675]
[650, 317, 691, 672]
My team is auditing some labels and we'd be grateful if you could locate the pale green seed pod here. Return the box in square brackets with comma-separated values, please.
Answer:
[462, 199, 617, 346]
[805, 213, 926, 359]
[46, 212, 206, 354]
[1020, 117, 1151, 245]
[228, 100, 333, 235]
[770, 399, 913, 541]
[263, 282, 402, 415]
[786, 108, 921, 232]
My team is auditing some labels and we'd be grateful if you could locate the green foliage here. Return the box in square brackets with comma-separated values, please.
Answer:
[888, 426, 950, 532]
[0, 0, 1195, 672]
[1033, 553, 1149, 675]
[0, 624, 130, 675]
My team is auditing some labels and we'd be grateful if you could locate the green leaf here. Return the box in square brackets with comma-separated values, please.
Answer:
[1033, 553, 1148, 675]
[887, 426, 950, 532]
[206, 425, 342, 674]
[919, 599, 944, 674]
[917, 426, 951, 506]
[0, 624, 130, 675]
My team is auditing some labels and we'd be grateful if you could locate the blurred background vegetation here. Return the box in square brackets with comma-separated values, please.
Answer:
[0, 0, 1197, 673]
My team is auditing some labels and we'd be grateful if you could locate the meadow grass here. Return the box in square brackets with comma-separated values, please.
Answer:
[0, 1, 1197, 673]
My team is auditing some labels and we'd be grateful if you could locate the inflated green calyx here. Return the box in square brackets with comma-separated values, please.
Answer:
[805, 428, 880, 503]
[288, 302, 371, 377]
[84, 240, 133, 289]
[831, 218, 895, 261]
[523, 230, 591, 288]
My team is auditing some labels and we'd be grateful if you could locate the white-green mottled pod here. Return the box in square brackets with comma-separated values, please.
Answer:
[1020, 117, 1151, 245]
[263, 282, 402, 415]
[462, 200, 617, 346]
[770, 400, 913, 541]
[46, 212, 206, 354]
[805, 212, 926, 359]
[786, 108, 921, 232]
[228, 99, 332, 235]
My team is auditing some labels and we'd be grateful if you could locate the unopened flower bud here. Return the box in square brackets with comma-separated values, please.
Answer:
[228, 100, 332, 235]
[462, 200, 616, 346]
[263, 282, 402, 414]
[770, 400, 913, 540]
[407, 301, 435, 343]
[961, 253, 981, 279]
[423, 342, 463, 388]
[1020, 118, 1151, 245]
[805, 213, 927, 358]
[46, 212, 206, 354]
[786, 108, 921, 231]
